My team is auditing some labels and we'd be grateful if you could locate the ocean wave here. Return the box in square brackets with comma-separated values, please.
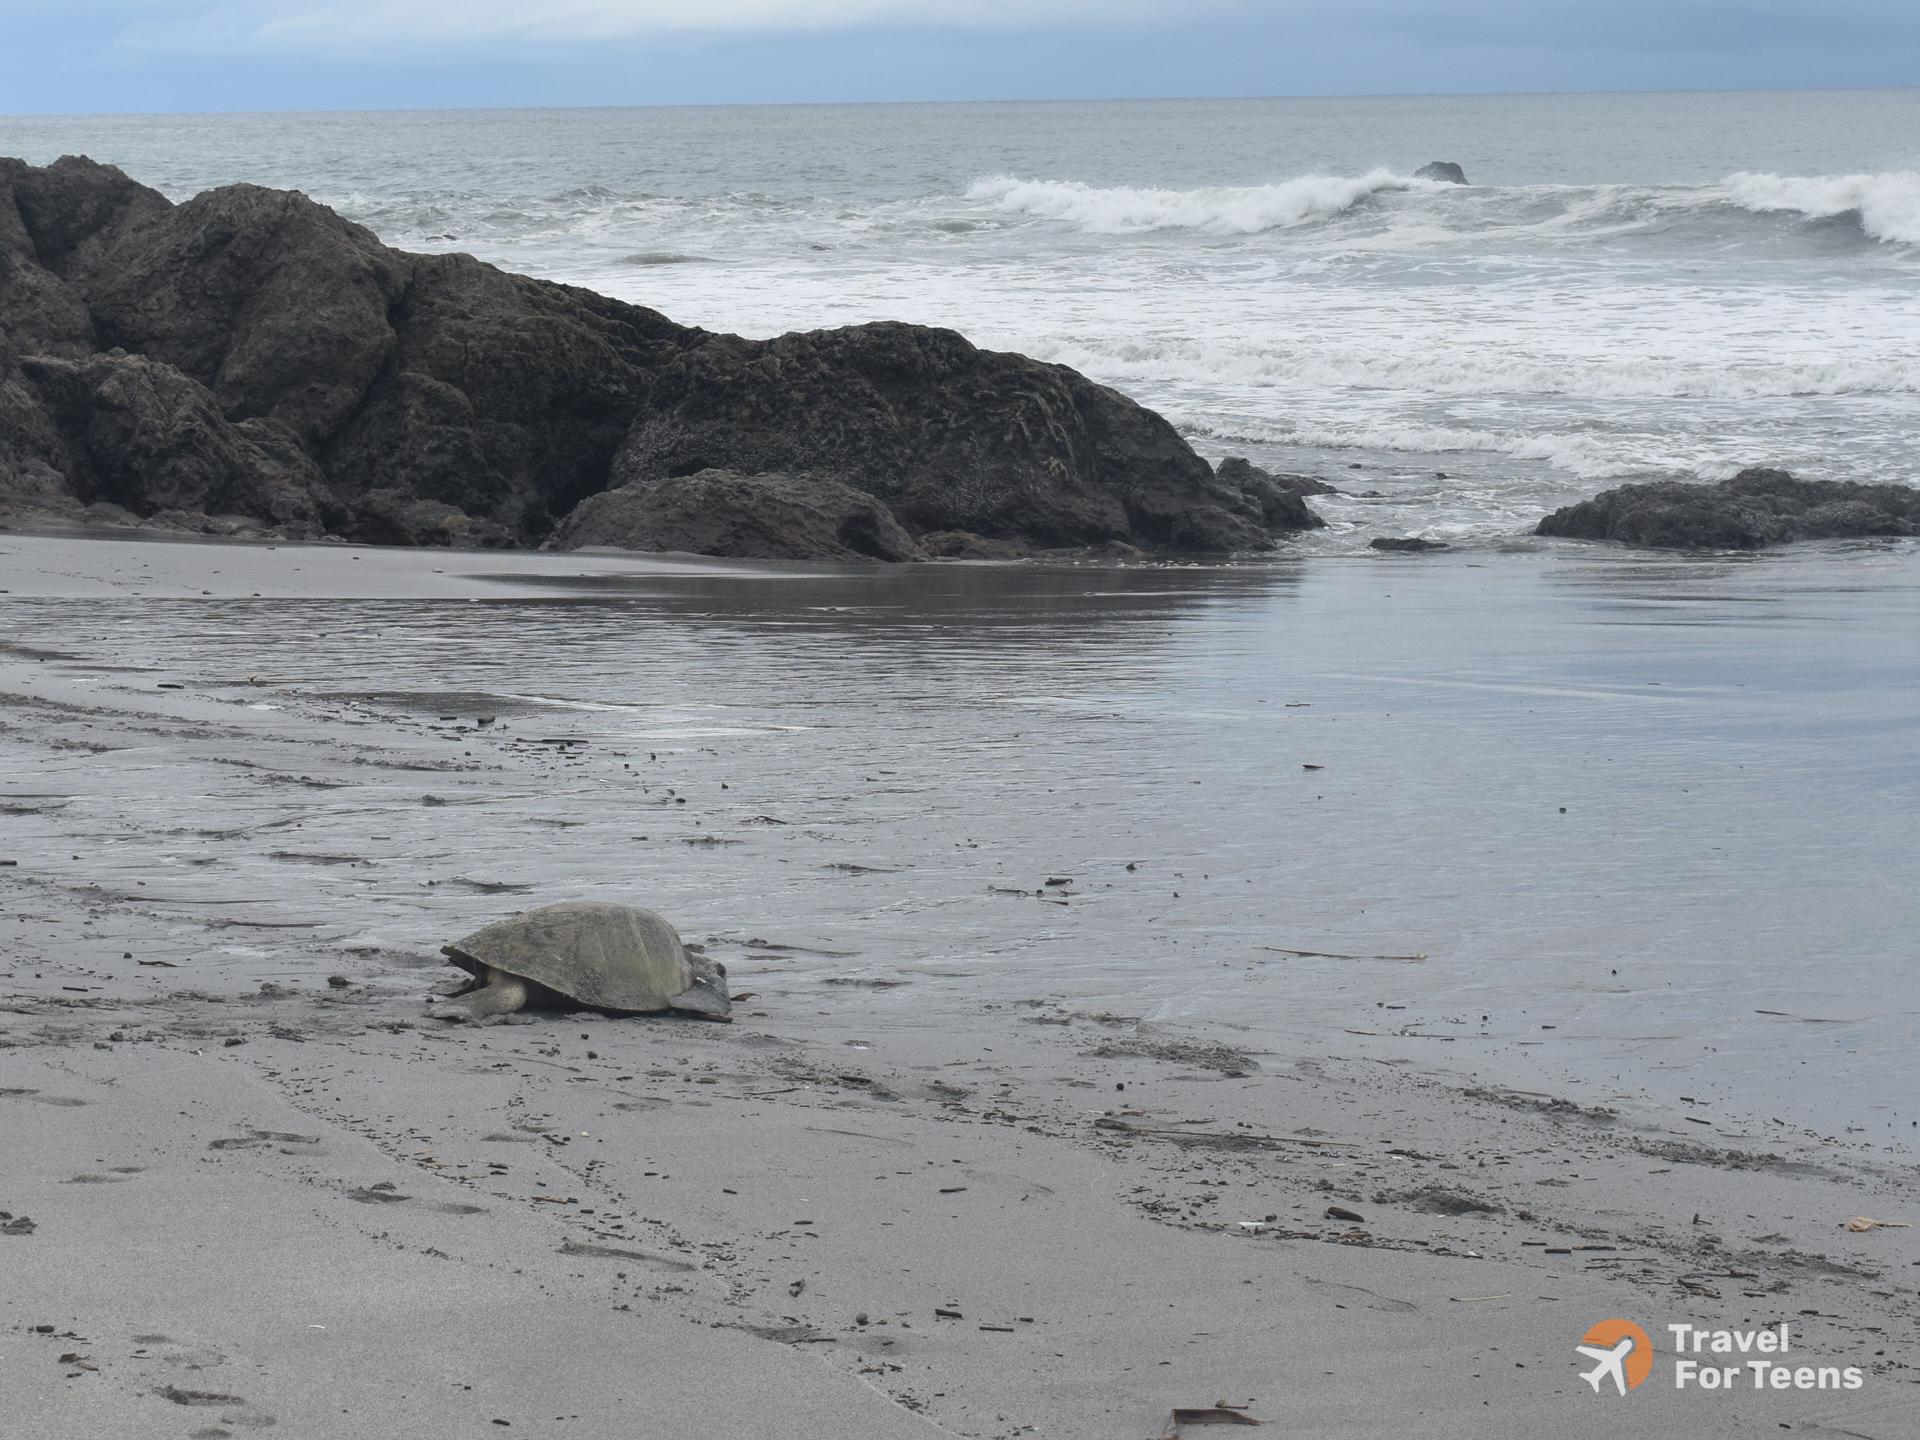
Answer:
[959, 169, 1920, 251]
[329, 168, 1920, 263]
[964, 170, 1423, 235]
[1024, 336, 1920, 402]
[1261, 420, 1643, 476]
[1176, 415, 1667, 481]
[1722, 171, 1920, 246]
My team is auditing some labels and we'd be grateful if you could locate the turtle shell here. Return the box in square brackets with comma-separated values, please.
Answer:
[442, 902, 729, 1018]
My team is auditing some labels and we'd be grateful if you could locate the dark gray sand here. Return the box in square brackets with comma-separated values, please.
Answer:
[3, 532, 1916, 1436]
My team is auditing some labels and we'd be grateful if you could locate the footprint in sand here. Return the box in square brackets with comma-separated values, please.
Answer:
[346, 1185, 410, 1204]
[346, 1184, 486, 1215]
[157, 1384, 246, 1406]
[157, 1386, 277, 1433]
[208, 1130, 323, 1154]
[0, 1087, 88, 1106]
[139, 1342, 276, 1429]
[64, 1165, 144, 1183]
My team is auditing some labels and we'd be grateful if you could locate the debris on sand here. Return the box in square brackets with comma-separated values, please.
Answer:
[1095, 1117, 1357, 1151]
[1162, 1405, 1262, 1434]
[1083, 1036, 1259, 1076]
[1371, 1184, 1504, 1216]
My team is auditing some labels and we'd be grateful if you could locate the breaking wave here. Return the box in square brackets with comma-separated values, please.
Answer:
[960, 169, 1920, 249]
[964, 170, 1421, 235]
[1722, 170, 1920, 246]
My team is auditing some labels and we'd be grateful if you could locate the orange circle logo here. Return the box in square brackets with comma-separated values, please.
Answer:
[1576, 1319, 1654, 1395]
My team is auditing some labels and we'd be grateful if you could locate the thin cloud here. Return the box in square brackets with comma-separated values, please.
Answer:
[126, 0, 1211, 52]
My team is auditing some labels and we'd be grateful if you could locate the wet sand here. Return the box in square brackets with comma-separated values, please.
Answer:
[3, 531, 1916, 1437]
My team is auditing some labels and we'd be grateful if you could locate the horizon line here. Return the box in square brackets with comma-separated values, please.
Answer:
[4, 82, 1915, 123]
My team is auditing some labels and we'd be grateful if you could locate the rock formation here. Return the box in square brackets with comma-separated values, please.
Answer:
[1535, 468, 1920, 549]
[1413, 161, 1469, 185]
[549, 469, 924, 562]
[1211, 457, 1333, 531]
[1, 155, 1322, 559]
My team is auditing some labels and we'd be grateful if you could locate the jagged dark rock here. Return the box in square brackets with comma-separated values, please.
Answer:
[1217, 456, 1337, 497]
[1213, 456, 1333, 531]
[612, 324, 1294, 552]
[1413, 161, 1469, 185]
[0, 154, 1310, 559]
[548, 469, 924, 562]
[1535, 467, 1920, 549]
[1369, 536, 1450, 552]
[19, 352, 329, 534]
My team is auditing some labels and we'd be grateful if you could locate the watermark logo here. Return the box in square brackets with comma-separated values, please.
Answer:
[1573, 1320, 1865, 1396]
[1575, 1319, 1654, 1396]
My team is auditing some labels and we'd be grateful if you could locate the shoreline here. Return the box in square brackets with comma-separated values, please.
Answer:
[3, 531, 1916, 1436]
[4, 525, 1919, 1130]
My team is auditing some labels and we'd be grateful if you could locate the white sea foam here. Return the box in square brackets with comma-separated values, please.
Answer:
[1722, 171, 1920, 245]
[1023, 335, 1920, 402]
[964, 170, 1422, 235]
[1177, 415, 1654, 480]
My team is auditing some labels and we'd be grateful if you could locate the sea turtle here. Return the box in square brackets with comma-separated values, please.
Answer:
[429, 902, 731, 1023]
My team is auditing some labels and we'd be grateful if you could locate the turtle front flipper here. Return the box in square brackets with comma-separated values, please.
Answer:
[428, 969, 531, 1024]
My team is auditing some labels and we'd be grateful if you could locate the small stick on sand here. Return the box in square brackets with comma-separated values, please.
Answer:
[1262, 946, 1427, 962]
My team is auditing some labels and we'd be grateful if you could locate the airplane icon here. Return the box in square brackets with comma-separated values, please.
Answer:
[1576, 1335, 1636, 1396]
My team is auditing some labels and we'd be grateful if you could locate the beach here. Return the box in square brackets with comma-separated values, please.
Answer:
[3, 530, 1916, 1436]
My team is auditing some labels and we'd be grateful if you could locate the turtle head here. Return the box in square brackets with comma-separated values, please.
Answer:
[672, 962, 732, 1022]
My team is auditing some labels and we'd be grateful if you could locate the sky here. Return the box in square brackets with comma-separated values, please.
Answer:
[1, 0, 1916, 115]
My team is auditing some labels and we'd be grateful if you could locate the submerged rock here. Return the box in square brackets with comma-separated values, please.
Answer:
[548, 469, 924, 562]
[1413, 161, 1469, 185]
[1535, 468, 1920, 549]
[1370, 536, 1450, 552]
[0, 154, 1303, 559]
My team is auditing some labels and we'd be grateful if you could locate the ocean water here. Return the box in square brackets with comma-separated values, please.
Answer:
[4, 91, 1920, 548]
